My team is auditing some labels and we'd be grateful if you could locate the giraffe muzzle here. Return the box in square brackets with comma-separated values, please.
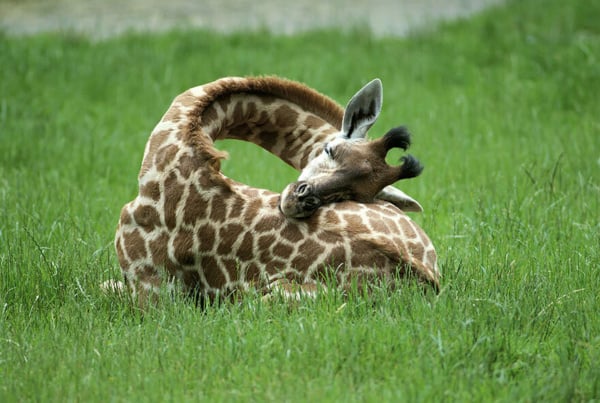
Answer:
[279, 181, 323, 218]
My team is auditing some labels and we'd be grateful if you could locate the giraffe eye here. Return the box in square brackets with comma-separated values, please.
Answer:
[324, 144, 335, 158]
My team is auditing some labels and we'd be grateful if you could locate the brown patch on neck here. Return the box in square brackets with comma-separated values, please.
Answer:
[196, 76, 343, 130]
[184, 77, 344, 168]
[139, 130, 172, 178]
[185, 121, 229, 172]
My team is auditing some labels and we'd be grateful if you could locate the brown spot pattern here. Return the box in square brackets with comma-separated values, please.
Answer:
[291, 253, 313, 271]
[259, 249, 273, 265]
[164, 258, 181, 277]
[140, 130, 171, 177]
[386, 219, 400, 234]
[244, 262, 261, 282]
[400, 218, 417, 239]
[281, 223, 303, 242]
[181, 269, 200, 289]
[119, 207, 132, 225]
[217, 224, 244, 255]
[115, 238, 127, 266]
[272, 242, 294, 258]
[255, 215, 281, 232]
[298, 239, 325, 256]
[231, 102, 244, 125]
[236, 232, 254, 261]
[368, 217, 388, 234]
[227, 197, 245, 219]
[349, 240, 388, 269]
[201, 256, 225, 287]
[221, 258, 240, 282]
[149, 231, 169, 266]
[407, 242, 425, 263]
[162, 106, 183, 123]
[140, 181, 160, 201]
[163, 172, 184, 230]
[155, 144, 179, 172]
[178, 91, 198, 108]
[328, 245, 347, 263]
[216, 97, 230, 115]
[345, 215, 369, 234]
[426, 249, 437, 266]
[243, 199, 263, 225]
[257, 130, 279, 152]
[209, 196, 227, 222]
[415, 225, 431, 247]
[317, 230, 343, 244]
[197, 224, 216, 252]
[177, 153, 199, 179]
[173, 229, 195, 266]
[243, 188, 259, 198]
[201, 105, 218, 127]
[303, 114, 327, 129]
[133, 205, 160, 229]
[324, 210, 340, 225]
[183, 184, 208, 225]
[274, 104, 299, 128]
[123, 229, 146, 261]
[139, 265, 161, 286]
[258, 234, 278, 254]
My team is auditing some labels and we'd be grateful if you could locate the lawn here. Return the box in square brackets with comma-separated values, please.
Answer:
[1, 0, 599, 401]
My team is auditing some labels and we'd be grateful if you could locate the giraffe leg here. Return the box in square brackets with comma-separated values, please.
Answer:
[99, 279, 126, 295]
[121, 264, 163, 311]
[263, 279, 323, 301]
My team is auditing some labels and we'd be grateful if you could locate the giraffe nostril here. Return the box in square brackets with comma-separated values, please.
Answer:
[303, 196, 321, 210]
[295, 182, 311, 197]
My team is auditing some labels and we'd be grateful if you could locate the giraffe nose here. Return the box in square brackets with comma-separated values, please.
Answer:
[295, 183, 322, 211]
[279, 181, 322, 218]
[295, 182, 312, 198]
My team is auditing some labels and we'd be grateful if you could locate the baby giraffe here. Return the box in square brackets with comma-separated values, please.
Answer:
[113, 76, 439, 308]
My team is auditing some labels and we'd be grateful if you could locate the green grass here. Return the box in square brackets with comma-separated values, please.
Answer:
[1, 0, 599, 401]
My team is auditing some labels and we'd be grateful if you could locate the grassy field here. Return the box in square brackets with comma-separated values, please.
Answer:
[1, 0, 599, 401]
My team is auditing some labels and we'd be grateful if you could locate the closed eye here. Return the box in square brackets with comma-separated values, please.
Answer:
[324, 144, 335, 159]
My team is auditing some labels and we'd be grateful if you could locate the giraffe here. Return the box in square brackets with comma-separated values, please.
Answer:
[114, 76, 440, 308]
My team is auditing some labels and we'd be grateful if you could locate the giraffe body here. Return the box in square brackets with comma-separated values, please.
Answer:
[115, 77, 440, 306]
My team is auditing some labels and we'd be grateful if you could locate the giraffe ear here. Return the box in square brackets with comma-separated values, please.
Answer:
[341, 78, 383, 140]
[376, 186, 423, 213]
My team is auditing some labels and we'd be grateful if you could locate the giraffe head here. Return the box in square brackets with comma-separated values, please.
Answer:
[279, 79, 424, 218]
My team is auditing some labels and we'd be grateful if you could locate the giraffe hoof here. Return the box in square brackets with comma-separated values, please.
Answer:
[100, 279, 125, 294]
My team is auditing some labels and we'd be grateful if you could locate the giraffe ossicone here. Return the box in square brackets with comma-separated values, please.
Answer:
[114, 76, 440, 308]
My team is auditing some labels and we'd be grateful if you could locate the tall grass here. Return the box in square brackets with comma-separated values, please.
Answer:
[1, 0, 599, 401]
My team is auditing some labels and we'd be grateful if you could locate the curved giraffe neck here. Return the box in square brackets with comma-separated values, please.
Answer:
[139, 76, 344, 182]
[115, 77, 441, 307]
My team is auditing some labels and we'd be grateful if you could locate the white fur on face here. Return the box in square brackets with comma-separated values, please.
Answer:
[297, 137, 357, 181]
[298, 152, 337, 181]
